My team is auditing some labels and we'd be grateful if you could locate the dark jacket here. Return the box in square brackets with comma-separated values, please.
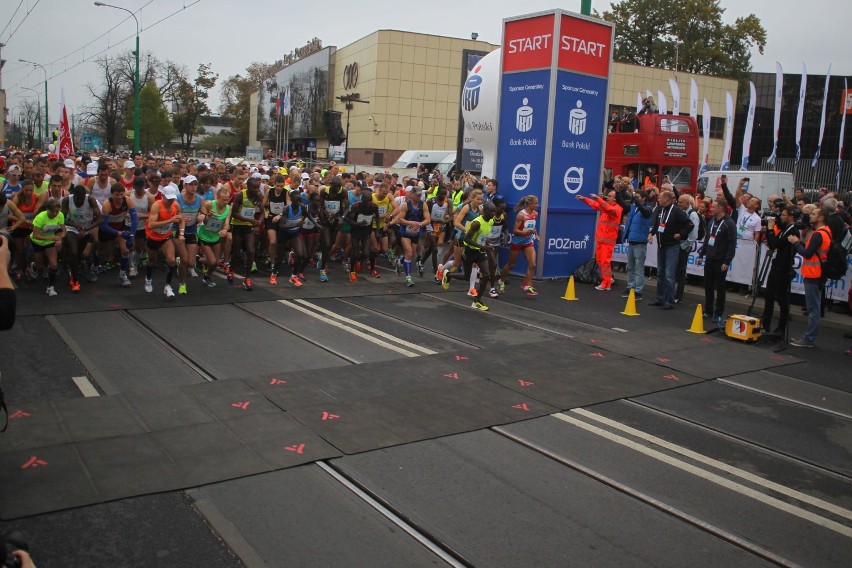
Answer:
[699, 215, 737, 264]
[651, 203, 693, 247]
[720, 182, 739, 222]
[765, 222, 800, 275]
[826, 212, 849, 246]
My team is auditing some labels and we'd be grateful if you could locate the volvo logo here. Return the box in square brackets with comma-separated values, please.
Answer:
[563, 166, 584, 193]
[512, 163, 531, 191]
[343, 63, 359, 90]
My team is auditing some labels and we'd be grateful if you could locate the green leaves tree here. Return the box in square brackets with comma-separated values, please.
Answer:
[129, 82, 173, 152]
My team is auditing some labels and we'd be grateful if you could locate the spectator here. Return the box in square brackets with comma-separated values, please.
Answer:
[698, 197, 738, 324]
[760, 206, 800, 334]
[675, 194, 701, 304]
[787, 207, 832, 347]
[638, 95, 658, 115]
[649, 190, 693, 309]
[621, 189, 653, 301]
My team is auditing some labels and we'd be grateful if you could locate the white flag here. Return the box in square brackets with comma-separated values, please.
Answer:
[741, 82, 756, 170]
[657, 90, 668, 115]
[668, 78, 680, 116]
[812, 63, 832, 168]
[721, 92, 734, 171]
[637, 92, 642, 113]
[689, 79, 698, 120]
[699, 99, 711, 176]
[837, 78, 848, 190]
[795, 63, 807, 165]
[282, 87, 292, 116]
[767, 62, 783, 166]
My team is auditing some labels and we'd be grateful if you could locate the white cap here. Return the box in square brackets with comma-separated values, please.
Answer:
[64, 158, 76, 169]
[250, 172, 262, 179]
[182, 175, 198, 185]
[250, 166, 259, 173]
[124, 160, 135, 169]
[160, 183, 179, 200]
[261, 174, 270, 180]
[301, 172, 310, 180]
[86, 163, 98, 176]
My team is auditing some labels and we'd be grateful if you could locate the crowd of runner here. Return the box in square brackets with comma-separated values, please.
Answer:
[0, 150, 540, 310]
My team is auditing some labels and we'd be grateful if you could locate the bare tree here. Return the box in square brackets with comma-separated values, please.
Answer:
[81, 53, 131, 149]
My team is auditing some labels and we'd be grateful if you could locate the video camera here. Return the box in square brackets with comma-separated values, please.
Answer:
[2, 531, 28, 568]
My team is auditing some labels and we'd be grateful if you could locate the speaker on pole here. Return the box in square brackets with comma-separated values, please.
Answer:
[324, 110, 347, 146]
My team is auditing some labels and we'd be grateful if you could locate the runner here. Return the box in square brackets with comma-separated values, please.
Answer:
[395, 187, 431, 287]
[438, 188, 482, 290]
[348, 189, 378, 282]
[126, 176, 154, 277]
[144, 183, 184, 298]
[0, 192, 26, 279]
[86, 162, 113, 204]
[370, 183, 396, 278]
[484, 197, 509, 297]
[276, 189, 308, 287]
[100, 183, 138, 288]
[11, 179, 46, 281]
[501, 194, 539, 296]
[196, 186, 232, 288]
[421, 187, 452, 281]
[29, 197, 66, 296]
[443, 201, 496, 311]
[120, 160, 136, 192]
[263, 174, 289, 283]
[319, 177, 348, 282]
[61, 185, 102, 292]
[228, 177, 262, 291]
[300, 191, 323, 282]
[175, 175, 203, 294]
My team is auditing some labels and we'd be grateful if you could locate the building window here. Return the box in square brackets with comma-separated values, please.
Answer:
[697, 115, 725, 140]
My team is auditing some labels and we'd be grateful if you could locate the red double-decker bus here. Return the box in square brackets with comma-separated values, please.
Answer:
[604, 113, 699, 194]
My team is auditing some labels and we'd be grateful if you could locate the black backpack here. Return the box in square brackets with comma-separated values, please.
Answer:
[822, 237, 849, 281]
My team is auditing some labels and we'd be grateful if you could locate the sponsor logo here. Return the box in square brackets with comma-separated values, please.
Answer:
[508, 34, 552, 54]
[548, 234, 590, 250]
[568, 100, 587, 135]
[563, 166, 584, 193]
[463, 72, 483, 111]
[343, 63, 359, 90]
[560, 35, 606, 57]
[512, 163, 531, 191]
[516, 98, 533, 132]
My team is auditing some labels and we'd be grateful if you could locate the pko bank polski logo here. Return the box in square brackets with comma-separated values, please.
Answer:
[463, 72, 483, 111]
[512, 163, 531, 190]
[563, 166, 583, 193]
[548, 234, 590, 251]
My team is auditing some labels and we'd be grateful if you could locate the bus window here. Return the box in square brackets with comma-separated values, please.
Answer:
[663, 166, 693, 190]
[661, 117, 692, 133]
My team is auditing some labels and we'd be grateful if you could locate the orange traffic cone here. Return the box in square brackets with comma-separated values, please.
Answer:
[620, 289, 639, 316]
[687, 304, 705, 334]
[562, 276, 578, 301]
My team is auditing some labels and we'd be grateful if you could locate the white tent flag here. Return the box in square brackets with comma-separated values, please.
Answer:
[699, 99, 711, 175]
[657, 90, 668, 115]
[720, 92, 734, 171]
[768, 62, 783, 166]
[795, 62, 807, 165]
[668, 78, 681, 116]
[637, 92, 643, 113]
[689, 78, 698, 120]
[812, 63, 832, 168]
[741, 82, 757, 170]
[282, 87, 292, 116]
[837, 78, 848, 190]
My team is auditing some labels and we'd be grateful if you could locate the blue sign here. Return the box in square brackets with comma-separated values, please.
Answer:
[495, 69, 551, 207]
[541, 211, 598, 278]
[547, 71, 609, 211]
[307, 139, 317, 151]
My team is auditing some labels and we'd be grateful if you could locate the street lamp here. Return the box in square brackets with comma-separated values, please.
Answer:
[21, 86, 42, 148]
[94, 1, 140, 154]
[18, 58, 48, 148]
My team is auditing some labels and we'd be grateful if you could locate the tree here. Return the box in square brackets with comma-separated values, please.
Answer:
[600, 0, 766, 81]
[171, 63, 218, 152]
[220, 61, 277, 148]
[130, 82, 173, 152]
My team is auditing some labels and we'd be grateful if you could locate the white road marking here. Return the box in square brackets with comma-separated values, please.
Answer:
[611, 327, 629, 333]
[72, 376, 100, 397]
[295, 299, 438, 355]
[278, 300, 421, 358]
[555, 411, 852, 538]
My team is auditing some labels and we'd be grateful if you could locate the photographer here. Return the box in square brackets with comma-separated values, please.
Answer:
[0, 234, 14, 330]
[760, 206, 800, 334]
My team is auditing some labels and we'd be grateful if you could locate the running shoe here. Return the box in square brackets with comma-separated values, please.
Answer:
[434, 276, 441, 284]
[435, 264, 444, 281]
[309, 258, 317, 268]
[269, 273, 278, 285]
[488, 288, 498, 298]
[467, 288, 478, 297]
[119, 271, 131, 288]
[243, 278, 253, 291]
[371, 268, 381, 278]
[498, 281, 506, 294]
[26, 262, 37, 281]
[178, 283, 188, 295]
[226, 268, 234, 284]
[217, 259, 227, 269]
[441, 271, 449, 290]
[288, 251, 295, 266]
[128, 264, 138, 277]
[297, 273, 306, 282]
[470, 301, 489, 311]
[144, 278, 153, 293]
[70, 279, 81, 293]
[405, 276, 414, 287]
[202, 276, 216, 288]
[522, 286, 539, 297]
[164, 284, 175, 298]
[594, 284, 611, 291]
[386, 251, 396, 264]
[395, 259, 402, 275]
[320, 269, 329, 282]
[354, 261, 362, 273]
[189, 267, 199, 278]
[417, 260, 424, 277]
[250, 261, 258, 273]
[87, 265, 98, 282]
[46, 285, 57, 297]
[289, 275, 303, 287]
[349, 271, 358, 283]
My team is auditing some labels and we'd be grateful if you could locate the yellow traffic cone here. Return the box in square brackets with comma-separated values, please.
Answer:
[620, 289, 639, 316]
[562, 276, 578, 301]
[687, 304, 705, 334]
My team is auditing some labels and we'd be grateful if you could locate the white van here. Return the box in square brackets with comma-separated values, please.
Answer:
[391, 150, 455, 172]
[697, 171, 795, 206]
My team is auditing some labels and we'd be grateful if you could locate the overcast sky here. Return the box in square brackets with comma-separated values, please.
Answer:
[2, 0, 848, 123]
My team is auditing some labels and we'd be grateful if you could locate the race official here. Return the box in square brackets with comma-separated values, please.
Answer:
[698, 197, 737, 323]
[577, 190, 622, 291]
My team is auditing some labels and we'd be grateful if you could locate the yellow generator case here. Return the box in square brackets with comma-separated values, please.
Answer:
[725, 315, 762, 343]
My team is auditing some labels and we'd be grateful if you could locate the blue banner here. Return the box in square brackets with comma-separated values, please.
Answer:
[547, 71, 608, 211]
[541, 211, 599, 278]
[495, 69, 551, 207]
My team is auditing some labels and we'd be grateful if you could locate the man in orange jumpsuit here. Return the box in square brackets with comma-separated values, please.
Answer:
[577, 189, 623, 290]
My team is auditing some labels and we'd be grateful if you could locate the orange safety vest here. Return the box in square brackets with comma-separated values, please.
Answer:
[800, 226, 831, 279]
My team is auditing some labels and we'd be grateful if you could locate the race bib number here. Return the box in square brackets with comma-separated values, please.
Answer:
[377, 206, 387, 216]
[43, 223, 61, 235]
[488, 226, 501, 239]
[477, 234, 488, 246]
[325, 201, 340, 213]
[269, 201, 285, 215]
[523, 219, 536, 231]
[357, 214, 373, 225]
[182, 213, 197, 226]
[240, 206, 256, 218]
[406, 224, 420, 235]
[207, 218, 223, 231]
[154, 223, 172, 235]
[303, 218, 316, 230]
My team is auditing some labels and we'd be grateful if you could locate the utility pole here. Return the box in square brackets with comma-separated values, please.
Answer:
[19, 58, 48, 148]
[335, 92, 369, 164]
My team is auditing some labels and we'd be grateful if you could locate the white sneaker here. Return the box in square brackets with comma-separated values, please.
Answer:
[164, 284, 175, 298]
[189, 266, 199, 278]
[128, 264, 138, 277]
[119, 271, 132, 287]
[46, 285, 57, 297]
[144, 278, 153, 293]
